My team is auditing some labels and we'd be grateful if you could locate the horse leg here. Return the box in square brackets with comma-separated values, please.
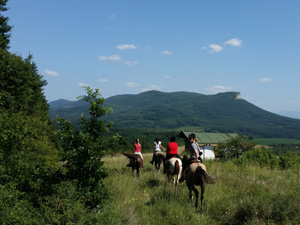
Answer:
[187, 185, 193, 204]
[157, 161, 160, 171]
[191, 185, 199, 210]
[131, 167, 135, 178]
[200, 185, 205, 213]
[136, 167, 140, 178]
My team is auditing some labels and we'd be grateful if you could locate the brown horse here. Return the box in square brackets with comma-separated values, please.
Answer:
[153, 151, 165, 171]
[181, 155, 215, 212]
[165, 157, 182, 188]
[122, 152, 144, 178]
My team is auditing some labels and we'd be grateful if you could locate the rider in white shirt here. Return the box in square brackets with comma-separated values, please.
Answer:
[150, 137, 165, 164]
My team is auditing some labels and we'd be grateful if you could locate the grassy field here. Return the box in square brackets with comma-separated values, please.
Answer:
[252, 138, 300, 146]
[97, 151, 300, 225]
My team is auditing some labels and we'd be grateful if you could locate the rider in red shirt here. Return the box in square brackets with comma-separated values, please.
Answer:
[163, 136, 179, 173]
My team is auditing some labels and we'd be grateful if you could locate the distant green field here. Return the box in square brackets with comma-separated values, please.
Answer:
[252, 138, 300, 146]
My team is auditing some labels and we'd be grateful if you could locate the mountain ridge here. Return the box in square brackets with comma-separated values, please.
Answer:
[48, 91, 300, 139]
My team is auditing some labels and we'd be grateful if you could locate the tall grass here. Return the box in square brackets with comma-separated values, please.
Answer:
[97, 153, 300, 225]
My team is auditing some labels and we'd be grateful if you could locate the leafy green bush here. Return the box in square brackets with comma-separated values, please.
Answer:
[214, 136, 255, 160]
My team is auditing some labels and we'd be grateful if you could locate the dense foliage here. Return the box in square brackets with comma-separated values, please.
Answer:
[56, 87, 114, 208]
[0, 2, 113, 223]
[0, 0, 11, 49]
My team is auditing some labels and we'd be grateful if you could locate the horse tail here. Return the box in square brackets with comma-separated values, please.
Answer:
[175, 160, 180, 175]
[197, 167, 215, 184]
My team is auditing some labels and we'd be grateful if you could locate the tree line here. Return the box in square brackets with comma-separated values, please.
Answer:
[0, 1, 118, 223]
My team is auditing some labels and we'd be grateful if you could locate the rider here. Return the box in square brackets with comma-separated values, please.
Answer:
[150, 137, 166, 165]
[163, 136, 179, 173]
[188, 133, 203, 164]
[127, 138, 144, 168]
[179, 133, 203, 183]
[133, 137, 143, 160]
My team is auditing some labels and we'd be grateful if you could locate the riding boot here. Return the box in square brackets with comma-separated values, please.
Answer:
[150, 153, 155, 164]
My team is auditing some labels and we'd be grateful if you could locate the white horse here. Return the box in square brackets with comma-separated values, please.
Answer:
[165, 157, 182, 188]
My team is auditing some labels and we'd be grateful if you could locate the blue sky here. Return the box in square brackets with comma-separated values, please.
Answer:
[5, 0, 300, 114]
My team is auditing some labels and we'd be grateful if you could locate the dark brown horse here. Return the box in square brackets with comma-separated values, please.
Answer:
[181, 155, 215, 212]
[122, 152, 144, 178]
[153, 151, 165, 171]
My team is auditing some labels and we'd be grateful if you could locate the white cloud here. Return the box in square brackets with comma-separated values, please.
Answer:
[78, 83, 89, 88]
[99, 55, 121, 61]
[208, 44, 223, 53]
[99, 55, 138, 67]
[44, 69, 59, 77]
[141, 85, 162, 92]
[126, 82, 139, 88]
[161, 50, 173, 55]
[165, 75, 172, 79]
[125, 60, 139, 67]
[205, 85, 232, 93]
[225, 38, 242, 47]
[116, 44, 137, 50]
[98, 78, 109, 83]
[259, 77, 272, 82]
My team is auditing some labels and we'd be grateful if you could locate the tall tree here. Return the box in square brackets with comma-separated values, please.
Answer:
[0, 0, 11, 49]
[57, 87, 114, 208]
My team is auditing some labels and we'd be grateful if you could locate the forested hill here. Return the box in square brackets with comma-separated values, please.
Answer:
[49, 91, 300, 139]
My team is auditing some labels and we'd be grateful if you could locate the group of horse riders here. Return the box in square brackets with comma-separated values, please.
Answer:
[149, 133, 203, 175]
[126, 134, 213, 211]
[128, 133, 202, 171]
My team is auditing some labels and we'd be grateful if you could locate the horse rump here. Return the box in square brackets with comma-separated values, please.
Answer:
[196, 166, 215, 184]
[154, 151, 164, 162]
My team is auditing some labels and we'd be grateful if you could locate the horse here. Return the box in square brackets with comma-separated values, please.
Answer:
[153, 151, 165, 171]
[122, 152, 144, 178]
[164, 157, 182, 188]
[181, 155, 215, 212]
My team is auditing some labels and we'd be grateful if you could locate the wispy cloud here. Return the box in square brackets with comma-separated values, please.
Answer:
[99, 55, 121, 61]
[202, 38, 242, 53]
[161, 50, 173, 55]
[141, 85, 162, 92]
[259, 77, 272, 82]
[205, 85, 232, 93]
[99, 54, 138, 67]
[165, 75, 172, 79]
[44, 69, 59, 77]
[98, 78, 109, 83]
[116, 44, 137, 50]
[126, 82, 139, 88]
[78, 83, 89, 88]
[125, 60, 139, 67]
[224, 38, 242, 47]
